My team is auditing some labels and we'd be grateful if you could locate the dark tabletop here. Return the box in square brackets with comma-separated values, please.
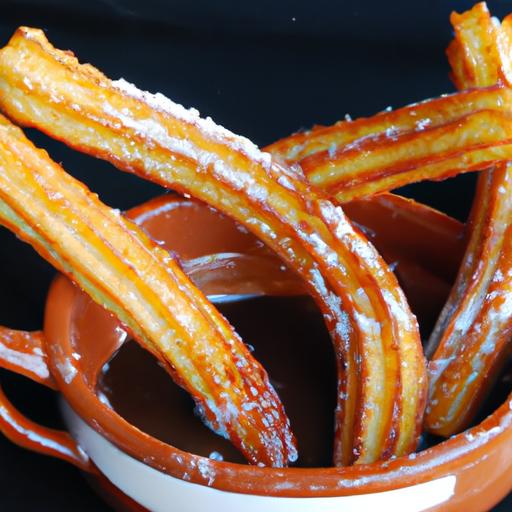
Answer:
[0, 0, 510, 510]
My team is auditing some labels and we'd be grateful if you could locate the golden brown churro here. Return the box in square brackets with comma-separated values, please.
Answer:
[268, 75, 512, 203]
[426, 2, 512, 436]
[0, 113, 298, 467]
[0, 28, 427, 465]
[268, 86, 512, 165]
[301, 97, 512, 202]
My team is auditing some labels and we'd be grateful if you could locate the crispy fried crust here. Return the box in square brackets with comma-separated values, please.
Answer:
[0, 28, 427, 465]
[343, 194, 465, 328]
[343, 194, 465, 285]
[425, 2, 512, 436]
[268, 110, 466, 297]
[301, 96, 512, 202]
[0, 113, 298, 467]
[136, 193, 465, 314]
[268, 86, 512, 164]
[268, 77, 512, 202]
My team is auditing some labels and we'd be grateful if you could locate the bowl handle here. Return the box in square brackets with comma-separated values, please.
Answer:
[0, 326, 93, 471]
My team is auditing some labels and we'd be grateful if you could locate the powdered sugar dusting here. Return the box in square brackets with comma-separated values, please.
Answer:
[318, 200, 383, 275]
[103, 102, 200, 159]
[284, 143, 305, 161]
[415, 118, 432, 131]
[304, 233, 339, 267]
[212, 160, 269, 202]
[111, 78, 273, 168]
[277, 174, 296, 191]
[317, 200, 417, 337]
[382, 289, 413, 331]
[494, 269, 504, 282]
[195, 377, 297, 466]
[309, 266, 330, 298]
[451, 290, 485, 340]
[354, 311, 382, 337]
[245, 218, 278, 241]
[336, 310, 352, 345]
[309, 266, 354, 350]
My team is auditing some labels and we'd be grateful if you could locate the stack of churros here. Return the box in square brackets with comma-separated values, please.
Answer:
[0, 1, 509, 468]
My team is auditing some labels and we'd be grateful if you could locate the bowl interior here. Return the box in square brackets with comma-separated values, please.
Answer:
[43, 194, 512, 498]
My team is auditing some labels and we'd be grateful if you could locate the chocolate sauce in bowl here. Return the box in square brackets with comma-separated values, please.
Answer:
[89, 196, 510, 469]
[96, 295, 337, 467]
[95, 291, 512, 467]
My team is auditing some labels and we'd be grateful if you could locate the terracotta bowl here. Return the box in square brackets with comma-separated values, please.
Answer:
[0, 195, 511, 512]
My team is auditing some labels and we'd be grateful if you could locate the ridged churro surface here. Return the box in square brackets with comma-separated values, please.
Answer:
[0, 28, 427, 465]
[0, 114, 297, 467]
[426, 2, 512, 436]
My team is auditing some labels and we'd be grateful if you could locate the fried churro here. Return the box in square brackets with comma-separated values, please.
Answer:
[0, 113, 297, 466]
[0, 28, 427, 465]
[426, 2, 512, 436]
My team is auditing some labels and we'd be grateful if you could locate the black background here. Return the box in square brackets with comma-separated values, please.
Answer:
[0, 0, 510, 510]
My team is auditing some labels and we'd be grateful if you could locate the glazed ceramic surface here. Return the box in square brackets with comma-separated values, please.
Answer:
[1, 195, 511, 511]
[61, 402, 458, 512]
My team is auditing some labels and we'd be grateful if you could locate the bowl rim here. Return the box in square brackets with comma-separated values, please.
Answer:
[60, 401, 460, 511]
[43, 195, 512, 497]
